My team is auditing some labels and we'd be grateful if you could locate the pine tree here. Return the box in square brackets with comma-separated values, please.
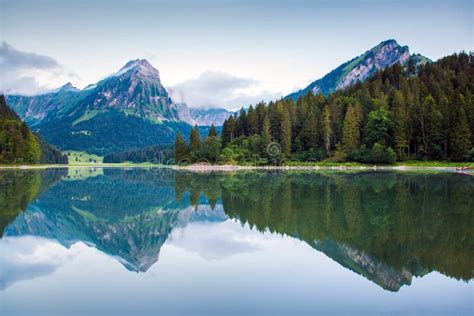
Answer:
[341, 103, 362, 157]
[208, 124, 217, 137]
[449, 105, 471, 161]
[418, 95, 443, 159]
[255, 101, 267, 133]
[174, 132, 188, 163]
[221, 115, 236, 146]
[392, 90, 409, 159]
[261, 114, 271, 157]
[189, 125, 201, 161]
[321, 104, 332, 155]
[300, 111, 319, 151]
[236, 108, 248, 137]
[278, 103, 292, 157]
[247, 105, 258, 135]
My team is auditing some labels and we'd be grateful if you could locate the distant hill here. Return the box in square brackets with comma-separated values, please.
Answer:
[286, 39, 431, 100]
[189, 107, 233, 126]
[176, 103, 232, 126]
[0, 95, 67, 164]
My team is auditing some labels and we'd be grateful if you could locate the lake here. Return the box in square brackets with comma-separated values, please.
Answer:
[0, 168, 472, 315]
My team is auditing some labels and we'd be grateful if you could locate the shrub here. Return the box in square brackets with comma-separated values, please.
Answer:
[468, 148, 474, 162]
[354, 143, 396, 164]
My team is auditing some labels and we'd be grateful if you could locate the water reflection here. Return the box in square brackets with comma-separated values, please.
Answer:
[0, 168, 473, 293]
[176, 171, 474, 291]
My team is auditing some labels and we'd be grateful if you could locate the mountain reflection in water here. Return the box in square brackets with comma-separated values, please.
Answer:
[0, 168, 472, 292]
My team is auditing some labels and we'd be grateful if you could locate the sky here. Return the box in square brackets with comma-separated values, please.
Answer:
[0, 0, 472, 109]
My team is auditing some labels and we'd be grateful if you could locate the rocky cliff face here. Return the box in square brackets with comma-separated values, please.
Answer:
[287, 39, 430, 100]
[7, 59, 181, 125]
[81, 59, 182, 123]
[335, 40, 410, 90]
[5, 60, 201, 153]
[6, 83, 81, 125]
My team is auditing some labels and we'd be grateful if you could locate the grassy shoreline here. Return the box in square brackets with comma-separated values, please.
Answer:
[0, 160, 472, 171]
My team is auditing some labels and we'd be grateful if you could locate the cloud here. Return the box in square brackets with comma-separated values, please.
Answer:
[0, 42, 60, 71]
[0, 42, 79, 95]
[0, 236, 78, 290]
[168, 220, 262, 260]
[168, 70, 283, 110]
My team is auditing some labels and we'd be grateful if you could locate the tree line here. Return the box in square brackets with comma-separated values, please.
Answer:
[0, 95, 68, 164]
[175, 124, 222, 163]
[103, 144, 174, 163]
[176, 53, 473, 164]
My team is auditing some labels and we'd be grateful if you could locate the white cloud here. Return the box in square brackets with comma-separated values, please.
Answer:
[0, 236, 80, 290]
[168, 70, 283, 110]
[0, 42, 79, 95]
[168, 220, 263, 260]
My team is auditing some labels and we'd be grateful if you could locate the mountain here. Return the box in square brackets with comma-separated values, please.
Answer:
[6, 60, 199, 154]
[9, 60, 181, 125]
[176, 102, 232, 126]
[74, 59, 183, 123]
[3, 169, 228, 272]
[5, 41, 429, 154]
[6, 83, 81, 125]
[0, 95, 68, 164]
[2, 169, 471, 290]
[287, 39, 431, 100]
[189, 108, 233, 126]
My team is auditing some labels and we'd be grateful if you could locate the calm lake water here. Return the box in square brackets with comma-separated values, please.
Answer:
[0, 168, 472, 316]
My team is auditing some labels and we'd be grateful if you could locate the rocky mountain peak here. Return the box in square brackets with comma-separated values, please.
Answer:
[335, 39, 410, 90]
[286, 39, 423, 100]
[377, 39, 399, 48]
[50, 82, 79, 94]
[113, 58, 161, 82]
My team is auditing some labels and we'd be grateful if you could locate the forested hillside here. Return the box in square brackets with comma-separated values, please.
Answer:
[0, 95, 68, 164]
[176, 53, 473, 164]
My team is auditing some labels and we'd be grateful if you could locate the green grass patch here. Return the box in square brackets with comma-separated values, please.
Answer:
[394, 160, 474, 167]
[65, 151, 103, 165]
[71, 206, 98, 222]
[282, 160, 473, 168]
[72, 110, 99, 126]
[284, 160, 367, 167]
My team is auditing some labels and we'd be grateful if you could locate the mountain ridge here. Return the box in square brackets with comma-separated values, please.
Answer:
[286, 39, 431, 100]
[5, 40, 431, 154]
[6, 60, 206, 154]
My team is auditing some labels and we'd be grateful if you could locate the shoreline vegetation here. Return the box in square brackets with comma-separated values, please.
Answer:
[1, 161, 473, 172]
